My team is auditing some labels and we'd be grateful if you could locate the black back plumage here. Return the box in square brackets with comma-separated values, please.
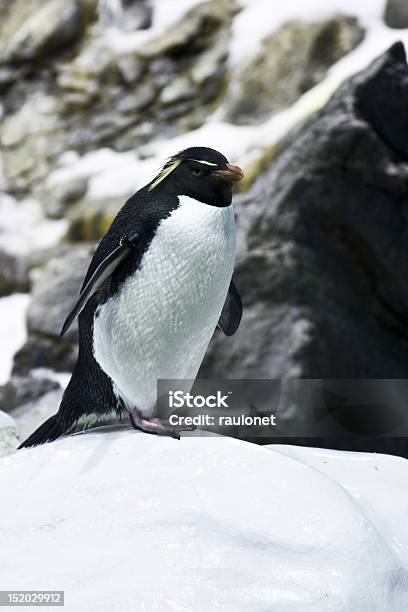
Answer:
[84, 186, 180, 304]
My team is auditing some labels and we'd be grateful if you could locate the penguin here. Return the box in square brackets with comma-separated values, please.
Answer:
[19, 147, 243, 447]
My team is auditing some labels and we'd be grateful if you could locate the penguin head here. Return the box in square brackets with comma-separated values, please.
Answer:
[148, 147, 244, 207]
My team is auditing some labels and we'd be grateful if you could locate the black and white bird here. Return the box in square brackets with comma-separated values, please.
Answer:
[19, 147, 243, 447]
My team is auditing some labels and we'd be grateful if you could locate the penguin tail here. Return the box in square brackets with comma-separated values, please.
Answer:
[18, 414, 66, 449]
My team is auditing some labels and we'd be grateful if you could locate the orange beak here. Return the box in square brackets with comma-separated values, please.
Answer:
[213, 164, 244, 183]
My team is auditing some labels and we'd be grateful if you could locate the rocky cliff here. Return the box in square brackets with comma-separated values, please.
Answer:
[1, 1, 408, 454]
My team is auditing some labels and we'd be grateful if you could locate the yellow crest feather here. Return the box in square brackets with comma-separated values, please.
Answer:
[148, 159, 183, 192]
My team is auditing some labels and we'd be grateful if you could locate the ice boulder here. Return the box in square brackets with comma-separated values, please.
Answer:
[0, 431, 408, 611]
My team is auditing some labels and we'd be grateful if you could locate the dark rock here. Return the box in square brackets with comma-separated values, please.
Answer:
[13, 245, 93, 374]
[355, 42, 408, 161]
[0, 66, 22, 91]
[66, 196, 124, 242]
[115, 85, 156, 113]
[139, 0, 237, 58]
[27, 244, 92, 342]
[13, 336, 78, 375]
[0, 375, 59, 412]
[40, 177, 88, 219]
[0, 0, 93, 64]
[159, 76, 197, 105]
[0, 249, 30, 296]
[26, 242, 87, 274]
[384, 0, 408, 28]
[201, 44, 408, 382]
[226, 14, 364, 125]
[116, 54, 145, 84]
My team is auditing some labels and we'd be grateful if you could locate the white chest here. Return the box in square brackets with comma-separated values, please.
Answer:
[93, 196, 236, 415]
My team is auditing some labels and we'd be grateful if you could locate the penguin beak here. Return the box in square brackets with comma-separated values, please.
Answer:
[213, 164, 244, 183]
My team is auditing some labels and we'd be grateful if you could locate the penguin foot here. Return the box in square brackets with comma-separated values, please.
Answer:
[129, 408, 196, 440]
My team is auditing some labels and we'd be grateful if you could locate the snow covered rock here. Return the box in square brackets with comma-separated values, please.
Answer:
[0, 410, 19, 455]
[0, 374, 59, 413]
[0, 0, 91, 64]
[1, 431, 408, 610]
[225, 14, 364, 125]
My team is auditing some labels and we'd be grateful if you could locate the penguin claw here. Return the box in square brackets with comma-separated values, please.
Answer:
[129, 409, 195, 439]
[166, 424, 197, 440]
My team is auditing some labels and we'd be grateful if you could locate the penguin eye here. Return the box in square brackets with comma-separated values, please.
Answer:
[192, 167, 203, 177]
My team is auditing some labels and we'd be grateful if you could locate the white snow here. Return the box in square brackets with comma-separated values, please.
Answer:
[47, 148, 142, 198]
[0, 194, 67, 256]
[31, 368, 71, 389]
[1, 433, 407, 611]
[0, 293, 30, 385]
[103, 0, 205, 54]
[271, 445, 408, 566]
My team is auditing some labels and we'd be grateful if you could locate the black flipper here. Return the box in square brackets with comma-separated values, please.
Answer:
[60, 239, 135, 337]
[218, 280, 242, 336]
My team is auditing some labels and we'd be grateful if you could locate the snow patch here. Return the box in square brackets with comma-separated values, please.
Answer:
[31, 368, 71, 390]
[0, 294, 30, 385]
[271, 445, 408, 567]
[0, 195, 67, 256]
[103, 0, 205, 55]
[1, 433, 408, 610]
